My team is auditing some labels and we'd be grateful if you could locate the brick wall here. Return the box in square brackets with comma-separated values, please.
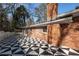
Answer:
[60, 17, 79, 50]
[28, 29, 48, 42]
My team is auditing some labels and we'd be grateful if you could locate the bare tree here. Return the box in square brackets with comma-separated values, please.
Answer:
[34, 4, 47, 23]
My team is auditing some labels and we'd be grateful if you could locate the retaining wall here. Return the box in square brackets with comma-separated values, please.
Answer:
[0, 31, 15, 41]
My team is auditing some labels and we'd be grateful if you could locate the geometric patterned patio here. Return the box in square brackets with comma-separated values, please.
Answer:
[0, 34, 79, 56]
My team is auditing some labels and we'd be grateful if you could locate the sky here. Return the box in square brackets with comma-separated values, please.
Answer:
[25, 3, 79, 14]
[7, 3, 79, 22]
[24, 3, 79, 21]
[58, 3, 79, 14]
